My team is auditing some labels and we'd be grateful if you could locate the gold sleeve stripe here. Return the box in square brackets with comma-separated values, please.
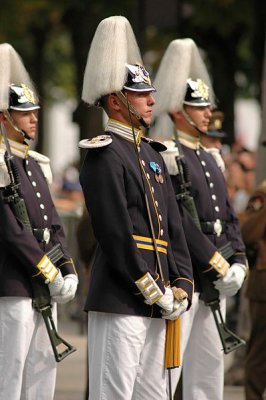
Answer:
[31, 271, 42, 278]
[133, 235, 168, 254]
[203, 251, 229, 277]
[135, 272, 163, 304]
[173, 277, 194, 286]
[37, 255, 58, 283]
[58, 258, 77, 275]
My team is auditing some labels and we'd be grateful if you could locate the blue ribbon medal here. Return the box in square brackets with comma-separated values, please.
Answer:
[149, 161, 164, 184]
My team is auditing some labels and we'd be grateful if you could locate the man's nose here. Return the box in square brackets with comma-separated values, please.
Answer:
[205, 107, 212, 117]
[148, 94, 156, 106]
[31, 113, 38, 122]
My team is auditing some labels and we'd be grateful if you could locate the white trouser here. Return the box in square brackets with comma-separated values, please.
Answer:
[171, 292, 226, 400]
[88, 311, 167, 400]
[0, 297, 57, 400]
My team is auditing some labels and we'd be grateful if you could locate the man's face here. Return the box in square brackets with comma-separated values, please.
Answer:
[7, 110, 38, 141]
[185, 105, 212, 133]
[121, 90, 155, 128]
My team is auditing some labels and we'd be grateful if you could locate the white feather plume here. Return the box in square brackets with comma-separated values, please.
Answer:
[0, 43, 37, 111]
[82, 16, 142, 105]
[153, 38, 215, 117]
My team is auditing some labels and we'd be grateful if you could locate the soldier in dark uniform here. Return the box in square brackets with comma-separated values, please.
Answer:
[241, 173, 266, 400]
[201, 110, 226, 149]
[0, 43, 78, 400]
[201, 109, 227, 173]
[79, 16, 194, 400]
[153, 38, 248, 400]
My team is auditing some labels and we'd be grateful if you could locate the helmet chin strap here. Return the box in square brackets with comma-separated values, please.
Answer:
[182, 106, 205, 136]
[3, 111, 31, 140]
[116, 91, 149, 129]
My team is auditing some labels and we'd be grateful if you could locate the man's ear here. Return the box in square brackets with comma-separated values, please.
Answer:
[108, 94, 121, 111]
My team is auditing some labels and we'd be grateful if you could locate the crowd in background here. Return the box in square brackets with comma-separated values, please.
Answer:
[224, 143, 257, 218]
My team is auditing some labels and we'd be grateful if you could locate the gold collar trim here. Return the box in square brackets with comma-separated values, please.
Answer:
[0, 135, 29, 159]
[178, 130, 200, 150]
[105, 119, 144, 145]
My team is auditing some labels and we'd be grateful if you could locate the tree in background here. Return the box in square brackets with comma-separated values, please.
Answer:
[0, 0, 264, 152]
[0, 0, 76, 151]
[142, 0, 265, 146]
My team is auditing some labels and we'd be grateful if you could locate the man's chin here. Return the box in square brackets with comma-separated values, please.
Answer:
[26, 132, 36, 141]
[131, 118, 149, 129]
[142, 117, 152, 128]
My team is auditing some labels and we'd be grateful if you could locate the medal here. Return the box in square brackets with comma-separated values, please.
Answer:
[149, 161, 164, 184]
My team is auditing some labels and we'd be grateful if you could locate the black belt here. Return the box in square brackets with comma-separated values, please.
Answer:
[33, 228, 52, 244]
[200, 220, 226, 236]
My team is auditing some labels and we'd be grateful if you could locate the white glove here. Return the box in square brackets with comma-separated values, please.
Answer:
[162, 298, 188, 320]
[214, 263, 246, 296]
[52, 274, 78, 304]
[48, 270, 64, 297]
[155, 287, 174, 313]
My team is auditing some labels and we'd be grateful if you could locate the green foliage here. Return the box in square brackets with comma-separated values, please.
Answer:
[44, 32, 76, 100]
[1, 0, 257, 98]
[185, 0, 254, 36]
[0, 0, 263, 136]
[181, 0, 257, 98]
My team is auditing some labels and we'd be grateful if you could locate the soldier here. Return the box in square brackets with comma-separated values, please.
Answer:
[153, 38, 248, 400]
[79, 16, 194, 400]
[201, 109, 227, 173]
[0, 43, 78, 400]
[241, 168, 266, 400]
[201, 110, 226, 149]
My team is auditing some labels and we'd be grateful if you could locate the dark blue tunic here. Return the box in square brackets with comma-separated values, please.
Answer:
[80, 130, 194, 318]
[0, 147, 76, 298]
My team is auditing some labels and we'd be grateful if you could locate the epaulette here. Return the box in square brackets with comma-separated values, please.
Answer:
[141, 136, 167, 152]
[0, 149, 11, 187]
[79, 135, 112, 149]
[29, 150, 53, 185]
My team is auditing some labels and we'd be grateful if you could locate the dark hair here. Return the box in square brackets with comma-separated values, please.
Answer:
[98, 94, 110, 112]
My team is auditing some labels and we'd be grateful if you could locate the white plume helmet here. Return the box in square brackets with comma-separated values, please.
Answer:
[0, 43, 37, 111]
[82, 16, 143, 105]
[153, 38, 215, 118]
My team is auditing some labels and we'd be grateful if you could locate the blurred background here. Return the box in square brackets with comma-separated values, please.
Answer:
[1, 1, 265, 397]
[1, 0, 265, 180]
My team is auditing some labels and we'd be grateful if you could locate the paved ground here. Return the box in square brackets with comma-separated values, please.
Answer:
[54, 313, 245, 400]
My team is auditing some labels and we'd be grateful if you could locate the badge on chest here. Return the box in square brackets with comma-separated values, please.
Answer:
[149, 161, 164, 184]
